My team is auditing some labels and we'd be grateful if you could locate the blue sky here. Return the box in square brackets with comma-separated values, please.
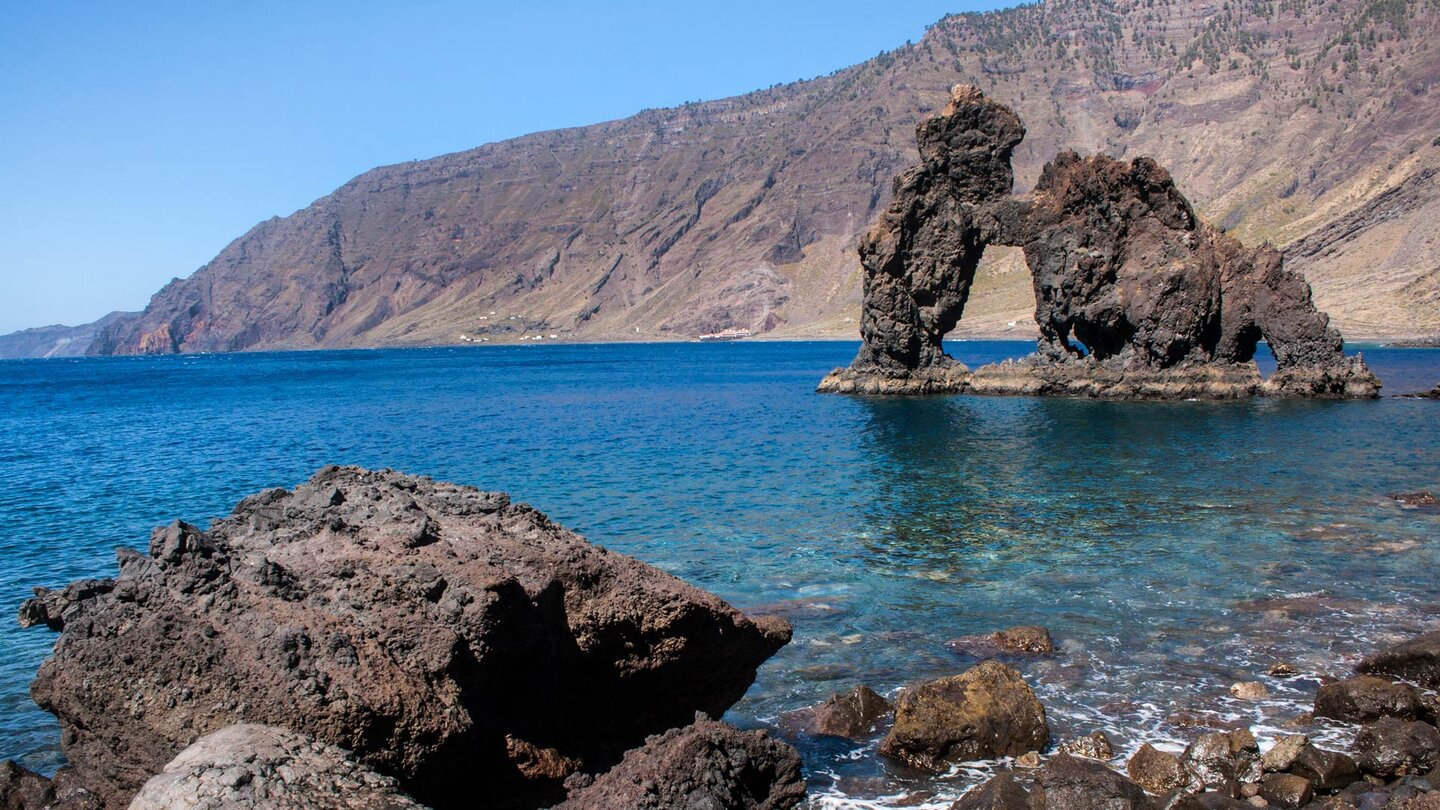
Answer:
[0, 1, 1011, 334]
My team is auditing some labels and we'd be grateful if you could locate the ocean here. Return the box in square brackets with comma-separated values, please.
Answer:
[1, 340, 1437, 807]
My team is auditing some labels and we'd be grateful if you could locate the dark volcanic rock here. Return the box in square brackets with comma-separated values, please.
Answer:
[0, 762, 101, 810]
[1180, 729, 1260, 793]
[1351, 718, 1440, 778]
[1029, 753, 1149, 809]
[950, 772, 1029, 810]
[127, 724, 427, 810]
[20, 466, 791, 810]
[819, 85, 1024, 394]
[878, 660, 1048, 770]
[1360, 631, 1440, 688]
[820, 91, 1378, 399]
[796, 685, 893, 739]
[552, 715, 805, 810]
[1128, 742, 1186, 794]
[1288, 743, 1359, 791]
[1257, 772, 1314, 809]
[1314, 675, 1423, 723]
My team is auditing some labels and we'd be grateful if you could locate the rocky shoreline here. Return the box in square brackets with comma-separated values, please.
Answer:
[5, 470, 1438, 809]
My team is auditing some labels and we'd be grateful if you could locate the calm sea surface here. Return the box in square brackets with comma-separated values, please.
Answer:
[1, 341, 1437, 808]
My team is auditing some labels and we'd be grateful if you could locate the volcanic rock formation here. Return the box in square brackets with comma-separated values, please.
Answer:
[18, 466, 792, 809]
[818, 85, 1381, 399]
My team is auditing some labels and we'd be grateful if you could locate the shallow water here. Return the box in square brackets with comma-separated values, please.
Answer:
[0, 341, 1437, 807]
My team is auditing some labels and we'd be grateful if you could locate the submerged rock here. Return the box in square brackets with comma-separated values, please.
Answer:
[552, 715, 805, 810]
[20, 466, 791, 809]
[1029, 753, 1149, 809]
[1314, 675, 1422, 723]
[127, 724, 426, 810]
[1359, 631, 1440, 689]
[878, 660, 1048, 770]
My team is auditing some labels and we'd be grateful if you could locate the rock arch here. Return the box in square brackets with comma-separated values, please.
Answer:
[818, 85, 1379, 399]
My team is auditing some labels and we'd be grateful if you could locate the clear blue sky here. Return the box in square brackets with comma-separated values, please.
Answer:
[0, 1, 1010, 334]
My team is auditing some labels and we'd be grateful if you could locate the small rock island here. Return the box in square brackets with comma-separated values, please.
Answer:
[819, 85, 1380, 399]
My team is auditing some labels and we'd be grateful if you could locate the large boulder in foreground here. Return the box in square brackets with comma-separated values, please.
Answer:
[1360, 631, 1440, 689]
[127, 724, 426, 810]
[878, 660, 1048, 770]
[552, 715, 805, 810]
[1029, 754, 1149, 809]
[21, 466, 791, 809]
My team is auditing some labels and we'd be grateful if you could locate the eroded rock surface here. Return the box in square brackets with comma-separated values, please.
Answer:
[878, 660, 1048, 770]
[21, 466, 791, 809]
[127, 724, 426, 810]
[820, 86, 1379, 399]
[552, 715, 805, 810]
[1360, 631, 1440, 689]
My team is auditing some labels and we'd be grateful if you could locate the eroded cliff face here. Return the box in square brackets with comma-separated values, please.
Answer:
[819, 86, 1380, 399]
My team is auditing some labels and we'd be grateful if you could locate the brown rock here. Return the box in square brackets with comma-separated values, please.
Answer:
[813, 685, 893, 738]
[1059, 731, 1115, 761]
[1260, 735, 1309, 773]
[1351, 718, 1440, 778]
[127, 724, 427, 810]
[1390, 492, 1440, 507]
[950, 772, 1029, 810]
[1314, 675, 1422, 723]
[1359, 631, 1440, 689]
[20, 467, 791, 810]
[1181, 729, 1261, 793]
[1258, 772, 1314, 809]
[0, 762, 101, 810]
[552, 715, 804, 810]
[992, 626, 1054, 654]
[878, 660, 1048, 770]
[1230, 682, 1270, 701]
[1288, 744, 1359, 791]
[1030, 754, 1149, 809]
[1267, 663, 1300, 678]
[1128, 743, 1186, 794]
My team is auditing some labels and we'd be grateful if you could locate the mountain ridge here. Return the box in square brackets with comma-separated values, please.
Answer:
[7, 0, 1439, 358]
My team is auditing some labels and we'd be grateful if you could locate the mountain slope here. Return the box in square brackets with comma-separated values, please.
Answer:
[81, 0, 1440, 354]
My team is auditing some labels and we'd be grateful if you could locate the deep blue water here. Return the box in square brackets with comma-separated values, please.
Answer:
[1, 341, 1437, 808]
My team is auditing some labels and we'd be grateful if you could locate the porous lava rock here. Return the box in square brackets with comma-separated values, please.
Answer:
[783, 685, 893, 739]
[20, 466, 791, 809]
[878, 660, 1048, 770]
[1360, 631, 1440, 689]
[551, 715, 805, 810]
[1028, 753, 1150, 809]
[820, 87, 1379, 400]
[126, 724, 427, 810]
[817, 85, 1024, 394]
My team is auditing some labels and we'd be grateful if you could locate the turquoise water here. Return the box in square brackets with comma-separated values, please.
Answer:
[1, 341, 1437, 808]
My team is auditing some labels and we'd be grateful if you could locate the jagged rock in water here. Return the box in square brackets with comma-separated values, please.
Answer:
[1360, 631, 1440, 688]
[818, 85, 1024, 394]
[127, 724, 427, 810]
[878, 660, 1048, 770]
[19, 466, 791, 810]
[820, 90, 1380, 400]
[1314, 675, 1423, 723]
[780, 684, 892, 740]
[551, 715, 805, 810]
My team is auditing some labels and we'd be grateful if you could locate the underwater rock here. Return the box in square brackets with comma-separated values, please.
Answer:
[1389, 492, 1439, 508]
[552, 715, 804, 810]
[20, 466, 791, 809]
[1315, 675, 1423, 723]
[1360, 631, 1440, 689]
[127, 724, 427, 810]
[1229, 682, 1270, 701]
[878, 660, 1048, 770]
